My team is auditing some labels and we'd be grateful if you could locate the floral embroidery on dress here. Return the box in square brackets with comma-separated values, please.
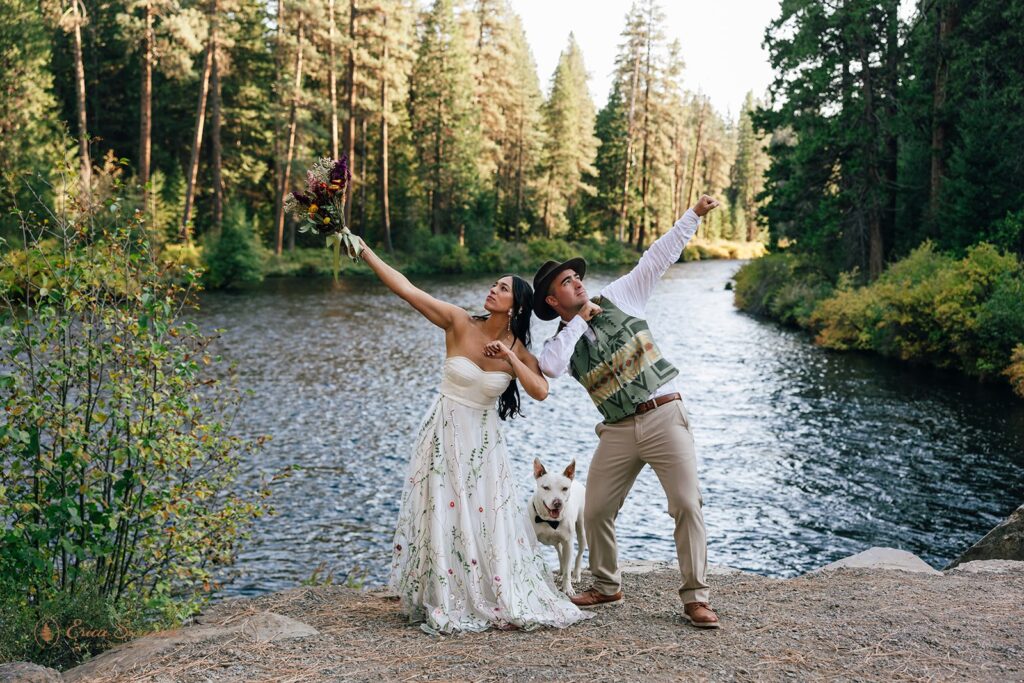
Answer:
[388, 356, 593, 634]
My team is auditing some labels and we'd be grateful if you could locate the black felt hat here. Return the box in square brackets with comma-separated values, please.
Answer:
[532, 257, 587, 321]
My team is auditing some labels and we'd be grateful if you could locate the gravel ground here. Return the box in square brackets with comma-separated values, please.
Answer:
[68, 565, 1024, 682]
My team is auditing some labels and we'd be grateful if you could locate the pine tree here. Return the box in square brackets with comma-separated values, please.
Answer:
[408, 0, 482, 237]
[729, 91, 769, 242]
[0, 0, 60, 234]
[538, 33, 599, 237]
[497, 13, 544, 240]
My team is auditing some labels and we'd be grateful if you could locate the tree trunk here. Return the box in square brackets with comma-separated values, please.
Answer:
[139, 0, 153, 210]
[343, 0, 358, 228]
[432, 96, 442, 235]
[379, 14, 392, 253]
[272, 0, 285, 252]
[671, 117, 683, 219]
[685, 100, 706, 208]
[929, 0, 958, 222]
[275, 16, 304, 254]
[70, 0, 91, 195]
[883, 0, 899, 260]
[636, 21, 653, 252]
[616, 44, 642, 243]
[210, 40, 224, 233]
[514, 113, 525, 241]
[358, 114, 367, 232]
[859, 40, 884, 280]
[328, 0, 339, 159]
[181, 11, 215, 242]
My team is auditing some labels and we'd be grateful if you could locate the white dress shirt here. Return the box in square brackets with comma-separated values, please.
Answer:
[537, 208, 702, 401]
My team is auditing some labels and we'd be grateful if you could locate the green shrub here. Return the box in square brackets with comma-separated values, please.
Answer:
[526, 237, 576, 264]
[1006, 345, 1024, 398]
[159, 241, 204, 271]
[0, 186, 281, 668]
[812, 241, 1024, 379]
[733, 252, 834, 326]
[0, 582, 151, 669]
[201, 202, 268, 289]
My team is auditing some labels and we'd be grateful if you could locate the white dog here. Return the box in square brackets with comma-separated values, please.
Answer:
[529, 458, 586, 595]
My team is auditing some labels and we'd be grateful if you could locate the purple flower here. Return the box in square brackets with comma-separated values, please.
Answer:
[330, 155, 351, 191]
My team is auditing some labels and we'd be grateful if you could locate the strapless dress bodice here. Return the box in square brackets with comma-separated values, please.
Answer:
[439, 356, 513, 410]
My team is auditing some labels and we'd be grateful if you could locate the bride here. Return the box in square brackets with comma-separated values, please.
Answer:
[357, 241, 592, 634]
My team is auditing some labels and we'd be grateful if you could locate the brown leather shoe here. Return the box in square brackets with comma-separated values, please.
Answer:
[683, 601, 720, 629]
[570, 588, 624, 607]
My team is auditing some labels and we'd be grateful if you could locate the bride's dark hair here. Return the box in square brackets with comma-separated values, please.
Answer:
[475, 274, 534, 420]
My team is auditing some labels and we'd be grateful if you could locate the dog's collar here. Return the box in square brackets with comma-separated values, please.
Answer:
[533, 501, 561, 529]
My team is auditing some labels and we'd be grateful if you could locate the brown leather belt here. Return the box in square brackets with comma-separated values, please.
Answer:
[633, 392, 681, 416]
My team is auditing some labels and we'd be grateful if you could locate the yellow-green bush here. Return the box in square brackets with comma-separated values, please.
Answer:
[811, 242, 1024, 378]
[740, 242, 1024, 390]
[1006, 345, 1024, 398]
[733, 252, 834, 327]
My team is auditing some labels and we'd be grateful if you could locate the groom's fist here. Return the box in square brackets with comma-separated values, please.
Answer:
[579, 300, 602, 322]
[693, 194, 720, 217]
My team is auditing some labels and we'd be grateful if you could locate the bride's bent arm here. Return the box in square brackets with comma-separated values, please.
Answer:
[360, 243, 463, 330]
[485, 341, 549, 401]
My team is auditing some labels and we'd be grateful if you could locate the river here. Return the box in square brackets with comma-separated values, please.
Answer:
[191, 259, 1024, 597]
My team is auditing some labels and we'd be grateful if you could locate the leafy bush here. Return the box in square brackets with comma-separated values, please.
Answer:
[1006, 345, 1024, 398]
[733, 252, 834, 327]
[812, 242, 1024, 378]
[201, 202, 268, 289]
[0, 183, 280, 668]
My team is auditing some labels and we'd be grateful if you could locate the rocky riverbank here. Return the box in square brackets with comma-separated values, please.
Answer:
[6, 549, 1023, 683]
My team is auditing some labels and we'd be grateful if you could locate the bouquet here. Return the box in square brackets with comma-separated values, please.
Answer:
[284, 155, 362, 280]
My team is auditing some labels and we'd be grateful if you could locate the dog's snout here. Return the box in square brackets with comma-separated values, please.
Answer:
[551, 499, 563, 509]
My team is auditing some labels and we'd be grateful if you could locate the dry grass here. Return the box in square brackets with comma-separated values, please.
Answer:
[70, 567, 1024, 682]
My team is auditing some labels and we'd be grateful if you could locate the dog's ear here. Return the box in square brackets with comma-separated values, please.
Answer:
[533, 458, 547, 479]
[563, 459, 576, 480]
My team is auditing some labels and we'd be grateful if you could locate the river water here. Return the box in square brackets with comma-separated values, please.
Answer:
[191, 259, 1024, 597]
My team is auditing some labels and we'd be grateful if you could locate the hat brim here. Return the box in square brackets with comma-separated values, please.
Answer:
[533, 257, 587, 321]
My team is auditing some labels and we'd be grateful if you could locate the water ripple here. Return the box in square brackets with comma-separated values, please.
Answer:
[190, 261, 1024, 596]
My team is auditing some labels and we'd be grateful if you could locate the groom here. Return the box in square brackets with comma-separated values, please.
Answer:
[533, 194, 721, 629]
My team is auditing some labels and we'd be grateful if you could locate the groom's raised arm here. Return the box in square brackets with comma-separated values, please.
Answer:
[601, 195, 717, 316]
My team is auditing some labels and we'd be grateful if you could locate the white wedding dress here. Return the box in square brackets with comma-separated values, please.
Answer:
[389, 355, 593, 634]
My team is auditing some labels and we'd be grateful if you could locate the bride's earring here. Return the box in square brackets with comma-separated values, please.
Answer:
[507, 310, 512, 332]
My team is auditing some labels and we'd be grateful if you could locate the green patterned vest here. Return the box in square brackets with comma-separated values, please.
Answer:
[567, 296, 679, 423]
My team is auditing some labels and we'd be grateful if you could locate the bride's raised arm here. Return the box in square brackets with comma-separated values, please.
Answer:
[359, 242, 465, 330]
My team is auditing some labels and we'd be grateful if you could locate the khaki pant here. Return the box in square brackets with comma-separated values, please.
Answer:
[585, 398, 710, 604]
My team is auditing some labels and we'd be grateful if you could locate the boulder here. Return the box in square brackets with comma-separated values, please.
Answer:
[946, 504, 1024, 569]
[0, 662, 62, 682]
[947, 559, 1024, 574]
[62, 611, 318, 682]
[811, 547, 941, 575]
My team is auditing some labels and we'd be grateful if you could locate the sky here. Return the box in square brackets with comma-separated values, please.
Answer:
[508, 0, 781, 120]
